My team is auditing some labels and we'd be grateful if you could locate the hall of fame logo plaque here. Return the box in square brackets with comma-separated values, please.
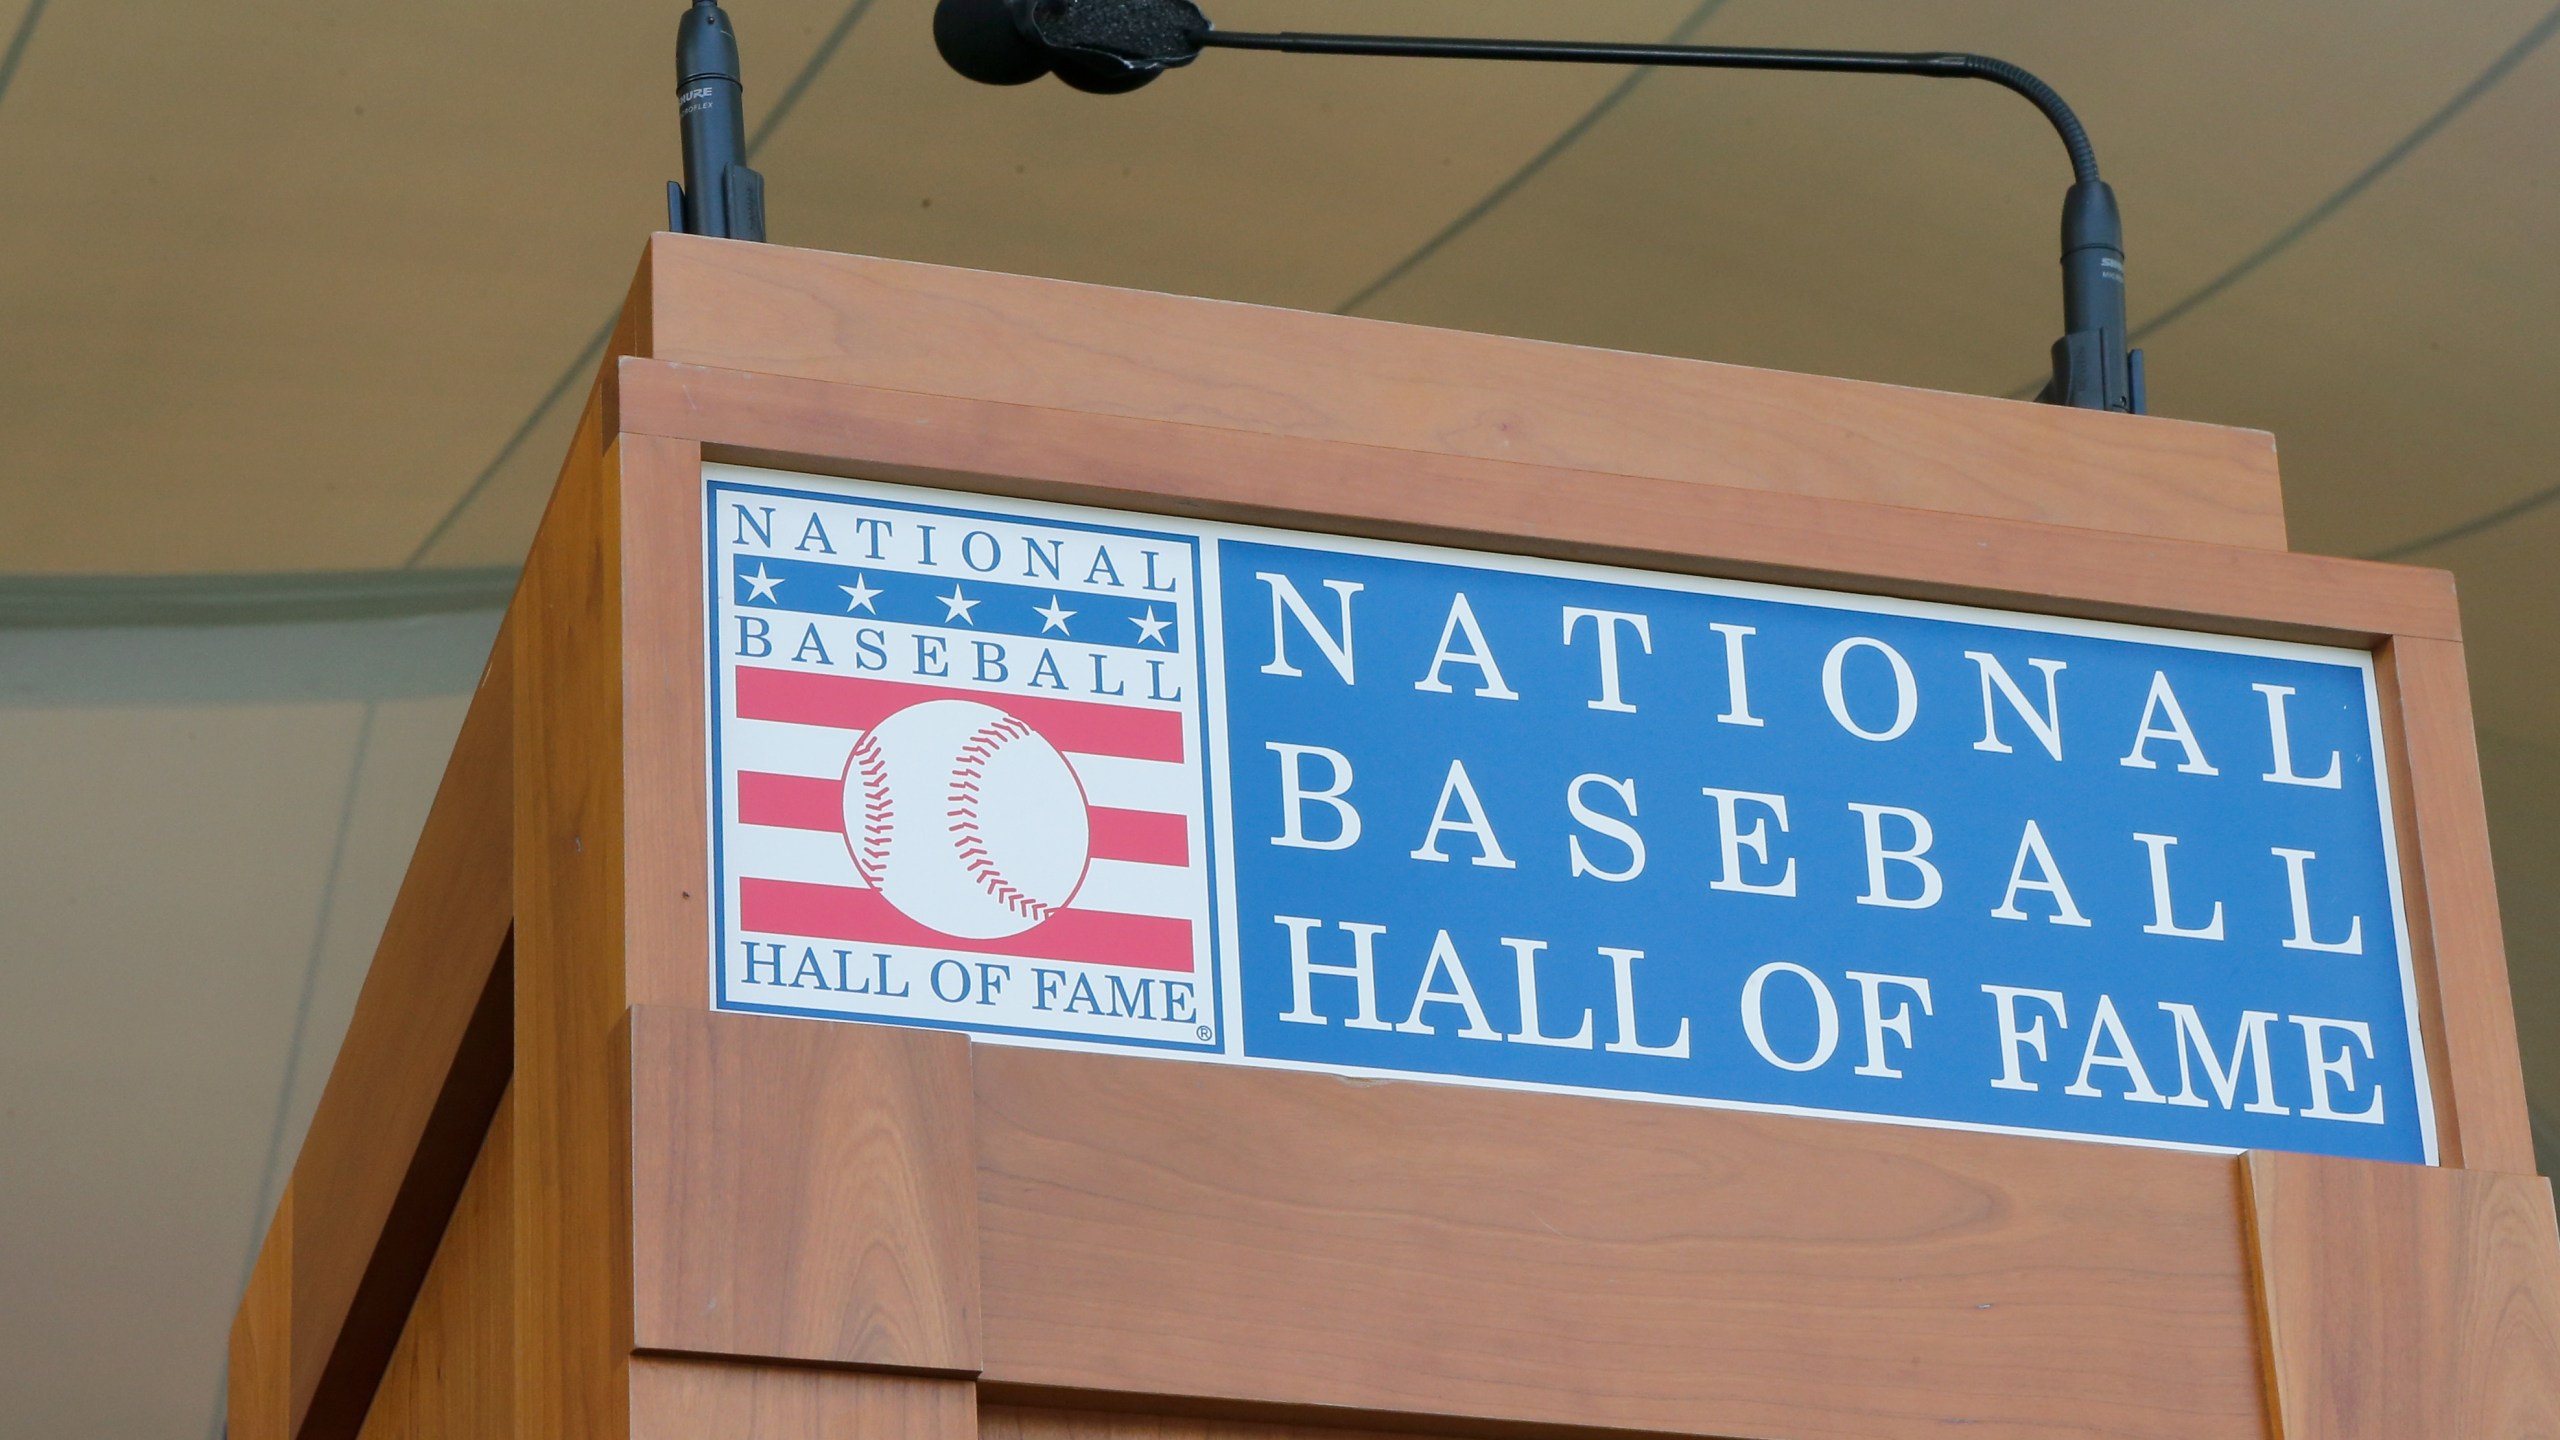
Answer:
[708, 469, 1220, 1049]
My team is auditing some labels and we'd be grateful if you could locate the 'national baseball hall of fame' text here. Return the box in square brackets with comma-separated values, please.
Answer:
[705, 465, 2434, 1163]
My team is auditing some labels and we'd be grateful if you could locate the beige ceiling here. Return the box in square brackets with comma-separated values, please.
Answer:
[3, 0, 2557, 1435]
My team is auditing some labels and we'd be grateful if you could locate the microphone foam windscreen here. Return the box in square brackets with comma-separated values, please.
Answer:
[1032, 0, 1208, 61]
[934, 0, 1050, 84]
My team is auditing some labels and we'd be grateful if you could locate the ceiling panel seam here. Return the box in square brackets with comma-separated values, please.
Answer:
[0, 0, 50, 122]
[403, 0, 886, 569]
[0, 567, 518, 628]
[1332, 0, 1732, 318]
[753, 0, 887, 155]
[2000, 0, 2560, 401]
[2367, 475, 2560, 560]
[400, 316, 617, 568]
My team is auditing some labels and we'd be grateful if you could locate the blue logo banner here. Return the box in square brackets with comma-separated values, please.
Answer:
[707, 466, 2433, 1163]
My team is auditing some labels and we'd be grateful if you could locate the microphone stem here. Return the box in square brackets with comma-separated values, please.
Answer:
[1202, 32, 2096, 184]
[1202, 29, 2133, 412]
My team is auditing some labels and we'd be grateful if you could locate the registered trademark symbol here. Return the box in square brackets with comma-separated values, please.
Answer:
[1196, 1025, 1214, 1042]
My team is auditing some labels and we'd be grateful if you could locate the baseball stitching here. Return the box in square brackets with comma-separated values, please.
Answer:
[847, 730, 895, 886]
[947, 716, 1057, 923]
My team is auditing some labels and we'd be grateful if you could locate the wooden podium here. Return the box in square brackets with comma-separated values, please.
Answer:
[231, 233, 2560, 1440]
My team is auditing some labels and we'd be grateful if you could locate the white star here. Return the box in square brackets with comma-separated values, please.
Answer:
[1034, 594, 1077, 635]
[1130, 606, 1171, 647]
[741, 563, 784, 603]
[939, 585, 980, 624]
[838, 574, 882, 613]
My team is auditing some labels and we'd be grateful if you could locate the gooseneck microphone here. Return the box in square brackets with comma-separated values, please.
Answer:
[671, 0, 767, 242]
[933, 0, 2143, 414]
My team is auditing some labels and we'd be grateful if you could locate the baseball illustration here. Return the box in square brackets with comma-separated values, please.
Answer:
[842, 699, 1092, 939]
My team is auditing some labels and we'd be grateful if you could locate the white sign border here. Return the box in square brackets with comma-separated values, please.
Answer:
[699, 461, 2439, 1165]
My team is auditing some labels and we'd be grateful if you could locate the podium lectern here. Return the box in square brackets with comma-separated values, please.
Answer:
[231, 234, 2560, 1440]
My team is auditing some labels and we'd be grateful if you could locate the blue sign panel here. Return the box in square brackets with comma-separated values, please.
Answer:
[706, 465, 2433, 1163]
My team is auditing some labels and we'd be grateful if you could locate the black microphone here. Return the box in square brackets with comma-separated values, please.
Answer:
[931, 0, 2143, 415]
[935, 0, 1206, 93]
[672, 0, 767, 241]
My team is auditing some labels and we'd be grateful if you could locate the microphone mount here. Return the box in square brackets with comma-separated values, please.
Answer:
[934, 0, 2144, 414]
[670, 0, 767, 243]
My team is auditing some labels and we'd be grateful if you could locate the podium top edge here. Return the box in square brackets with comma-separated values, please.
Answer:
[624, 232, 2286, 551]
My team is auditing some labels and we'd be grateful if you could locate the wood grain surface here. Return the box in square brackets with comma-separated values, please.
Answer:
[510, 428, 634, 1440]
[628, 1006, 982, 1372]
[630, 1357, 979, 1440]
[2246, 1150, 2560, 1436]
[275, 620, 516, 1440]
[601, 248, 655, 441]
[2379, 637, 2535, 1174]
[983, 1403, 1459, 1440]
[971, 1041, 2268, 1440]
[228, 1184, 294, 1440]
[2376, 639, 2466, 1168]
[635, 235, 2287, 549]
[354, 1091, 517, 1440]
[615, 359, 2452, 646]
[617, 433, 713, 1012]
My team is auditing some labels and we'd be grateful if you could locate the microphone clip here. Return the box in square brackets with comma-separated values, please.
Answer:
[2038, 179, 2144, 413]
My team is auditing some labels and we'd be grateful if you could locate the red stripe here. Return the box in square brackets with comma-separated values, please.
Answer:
[736, 772, 843, 832]
[1089, 807, 1189, 866]
[736, 668, 1184, 762]
[736, 771, 1193, 870]
[739, 878, 1195, 972]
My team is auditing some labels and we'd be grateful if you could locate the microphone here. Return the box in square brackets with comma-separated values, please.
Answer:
[934, 0, 1206, 93]
[671, 0, 767, 241]
[931, 0, 2142, 415]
